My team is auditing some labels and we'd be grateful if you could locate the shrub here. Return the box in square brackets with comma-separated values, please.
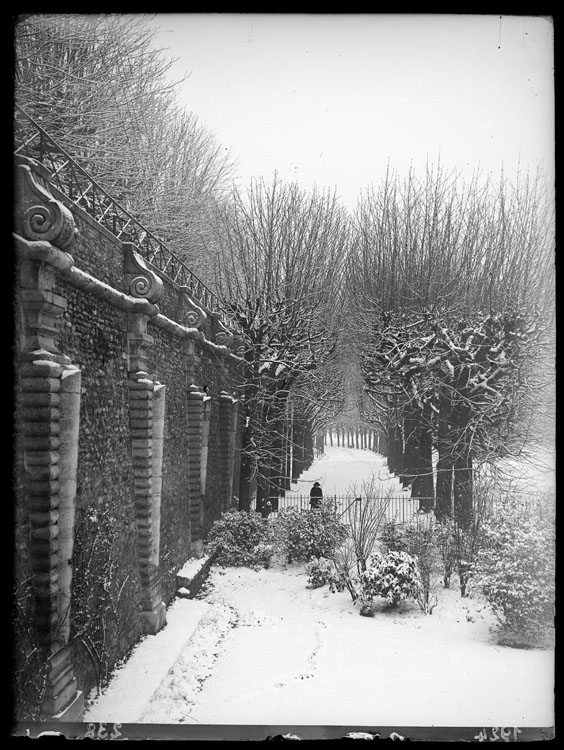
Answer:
[468, 498, 555, 647]
[378, 518, 442, 612]
[306, 557, 346, 592]
[360, 550, 422, 609]
[204, 510, 274, 568]
[403, 519, 442, 614]
[381, 517, 458, 609]
[344, 479, 397, 573]
[272, 506, 349, 563]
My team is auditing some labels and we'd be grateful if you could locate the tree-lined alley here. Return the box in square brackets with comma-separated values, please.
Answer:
[14, 13, 555, 529]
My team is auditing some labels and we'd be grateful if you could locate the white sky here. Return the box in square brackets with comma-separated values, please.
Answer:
[149, 13, 554, 210]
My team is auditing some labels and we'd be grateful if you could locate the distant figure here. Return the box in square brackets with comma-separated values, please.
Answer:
[310, 482, 323, 509]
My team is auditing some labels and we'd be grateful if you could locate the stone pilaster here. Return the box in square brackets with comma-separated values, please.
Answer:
[150, 384, 166, 571]
[127, 312, 154, 374]
[15, 224, 84, 720]
[183, 337, 201, 390]
[186, 385, 205, 542]
[128, 372, 166, 635]
[54, 365, 82, 648]
[20, 358, 84, 719]
[123, 243, 167, 634]
[219, 392, 239, 511]
[200, 396, 212, 501]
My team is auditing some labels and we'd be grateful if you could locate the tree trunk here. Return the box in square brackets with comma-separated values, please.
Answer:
[378, 429, 387, 457]
[452, 403, 473, 529]
[413, 407, 434, 512]
[304, 424, 314, 470]
[454, 446, 473, 530]
[435, 454, 453, 520]
[401, 410, 418, 488]
[238, 417, 254, 511]
[292, 419, 305, 481]
[387, 423, 403, 475]
[435, 396, 453, 520]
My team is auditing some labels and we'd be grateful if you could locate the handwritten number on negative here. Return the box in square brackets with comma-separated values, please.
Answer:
[82, 723, 125, 740]
[474, 727, 522, 742]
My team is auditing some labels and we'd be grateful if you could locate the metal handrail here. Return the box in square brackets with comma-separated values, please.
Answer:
[14, 104, 234, 325]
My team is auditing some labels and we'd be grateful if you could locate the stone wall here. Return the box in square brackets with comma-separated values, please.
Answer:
[12, 155, 244, 721]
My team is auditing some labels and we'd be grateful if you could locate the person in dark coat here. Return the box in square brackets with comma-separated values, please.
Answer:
[309, 482, 323, 509]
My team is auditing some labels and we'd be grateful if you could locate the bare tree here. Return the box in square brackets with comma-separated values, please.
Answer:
[349, 163, 554, 526]
[14, 13, 236, 279]
[211, 175, 350, 510]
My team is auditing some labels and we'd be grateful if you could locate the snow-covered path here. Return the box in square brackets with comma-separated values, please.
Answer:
[84, 446, 554, 733]
[138, 564, 554, 728]
[283, 445, 405, 497]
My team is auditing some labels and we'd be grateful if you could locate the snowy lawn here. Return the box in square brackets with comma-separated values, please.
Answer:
[85, 446, 554, 729]
[139, 561, 554, 728]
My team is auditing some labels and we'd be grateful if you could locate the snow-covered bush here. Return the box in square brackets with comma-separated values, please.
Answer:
[272, 506, 349, 563]
[379, 518, 442, 612]
[360, 550, 422, 610]
[385, 510, 484, 598]
[204, 510, 274, 569]
[306, 557, 346, 592]
[468, 499, 555, 647]
[344, 480, 395, 572]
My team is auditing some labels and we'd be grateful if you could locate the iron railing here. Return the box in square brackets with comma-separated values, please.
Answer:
[268, 492, 549, 525]
[271, 494, 431, 525]
[13, 104, 234, 324]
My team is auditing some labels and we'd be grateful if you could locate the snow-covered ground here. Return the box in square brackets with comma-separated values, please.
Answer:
[284, 444, 407, 497]
[84, 446, 555, 733]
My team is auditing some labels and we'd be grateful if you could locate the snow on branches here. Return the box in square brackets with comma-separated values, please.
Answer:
[361, 306, 542, 525]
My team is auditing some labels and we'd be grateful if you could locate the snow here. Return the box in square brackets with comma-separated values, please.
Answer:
[284, 445, 406, 497]
[84, 446, 554, 731]
[141, 565, 553, 728]
[84, 598, 211, 724]
[178, 555, 210, 581]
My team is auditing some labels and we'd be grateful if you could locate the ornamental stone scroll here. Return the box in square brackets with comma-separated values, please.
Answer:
[232, 335, 247, 358]
[16, 161, 77, 250]
[123, 243, 163, 304]
[177, 287, 208, 330]
[211, 312, 234, 348]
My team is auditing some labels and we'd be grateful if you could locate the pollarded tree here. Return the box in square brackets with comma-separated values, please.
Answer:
[361, 306, 551, 525]
[351, 163, 554, 526]
[211, 175, 350, 510]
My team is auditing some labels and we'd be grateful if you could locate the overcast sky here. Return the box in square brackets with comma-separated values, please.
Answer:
[149, 13, 554, 210]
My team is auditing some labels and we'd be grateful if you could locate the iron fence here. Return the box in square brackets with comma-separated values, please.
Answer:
[270, 494, 433, 525]
[268, 491, 553, 526]
[14, 104, 239, 329]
